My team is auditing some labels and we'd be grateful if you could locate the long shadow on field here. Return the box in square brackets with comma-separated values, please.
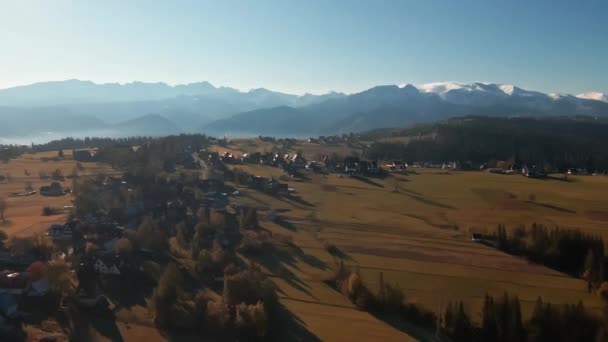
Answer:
[268, 302, 322, 342]
[545, 175, 578, 183]
[370, 313, 438, 342]
[402, 192, 455, 210]
[275, 216, 297, 231]
[252, 244, 328, 300]
[398, 187, 422, 196]
[325, 244, 354, 261]
[526, 201, 576, 214]
[402, 213, 459, 230]
[282, 195, 315, 208]
[350, 175, 385, 188]
[91, 316, 124, 342]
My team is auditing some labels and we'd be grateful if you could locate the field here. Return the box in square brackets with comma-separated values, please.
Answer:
[222, 139, 608, 339]
[4, 143, 608, 341]
[0, 150, 115, 237]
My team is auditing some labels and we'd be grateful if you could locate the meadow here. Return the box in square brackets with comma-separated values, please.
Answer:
[0, 150, 115, 237]
[221, 139, 608, 339]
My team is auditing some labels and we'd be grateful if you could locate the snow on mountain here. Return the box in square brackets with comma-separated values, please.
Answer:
[577, 92, 608, 103]
[415, 81, 545, 98]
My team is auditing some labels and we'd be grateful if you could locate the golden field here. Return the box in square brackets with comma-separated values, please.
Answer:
[223, 139, 608, 339]
[4, 142, 608, 341]
[0, 150, 115, 237]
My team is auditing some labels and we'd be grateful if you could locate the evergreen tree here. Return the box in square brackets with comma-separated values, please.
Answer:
[507, 296, 525, 342]
[481, 294, 498, 341]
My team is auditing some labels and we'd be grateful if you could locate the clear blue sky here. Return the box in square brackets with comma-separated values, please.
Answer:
[1, 0, 606, 95]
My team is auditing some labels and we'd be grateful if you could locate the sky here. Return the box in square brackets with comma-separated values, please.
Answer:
[0, 0, 607, 95]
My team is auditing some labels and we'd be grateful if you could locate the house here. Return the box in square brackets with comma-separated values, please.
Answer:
[275, 183, 289, 196]
[0, 261, 49, 296]
[291, 153, 306, 167]
[0, 272, 29, 295]
[0, 253, 36, 271]
[305, 161, 321, 172]
[471, 233, 483, 242]
[46, 224, 73, 241]
[84, 254, 128, 276]
[39, 182, 64, 196]
[391, 161, 407, 172]
[93, 258, 121, 275]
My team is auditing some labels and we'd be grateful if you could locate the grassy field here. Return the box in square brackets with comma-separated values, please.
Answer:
[224, 140, 608, 337]
[0, 151, 115, 237]
[6, 142, 608, 341]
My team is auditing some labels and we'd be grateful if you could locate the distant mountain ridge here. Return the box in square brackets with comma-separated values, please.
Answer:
[203, 82, 608, 136]
[0, 79, 606, 140]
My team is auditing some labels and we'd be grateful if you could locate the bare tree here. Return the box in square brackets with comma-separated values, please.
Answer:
[0, 198, 7, 222]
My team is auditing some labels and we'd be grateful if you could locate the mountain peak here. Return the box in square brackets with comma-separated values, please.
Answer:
[577, 92, 608, 103]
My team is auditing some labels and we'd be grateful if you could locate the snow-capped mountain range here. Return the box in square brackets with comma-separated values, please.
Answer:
[577, 91, 608, 103]
[0, 79, 607, 140]
[409, 81, 607, 104]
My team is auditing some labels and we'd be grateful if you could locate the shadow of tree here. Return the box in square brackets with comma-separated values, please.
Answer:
[370, 312, 439, 342]
[275, 217, 297, 231]
[282, 195, 315, 208]
[350, 175, 385, 188]
[100, 271, 155, 309]
[250, 244, 328, 301]
[527, 201, 576, 213]
[91, 315, 124, 342]
[402, 193, 455, 209]
[267, 302, 322, 342]
[327, 247, 354, 262]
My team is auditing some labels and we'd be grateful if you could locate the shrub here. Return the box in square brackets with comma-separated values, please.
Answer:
[235, 301, 268, 338]
[115, 238, 133, 256]
[51, 169, 64, 181]
[206, 298, 230, 332]
[223, 266, 265, 305]
[324, 242, 341, 256]
[41, 206, 61, 216]
[196, 250, 214, 274]
[48, 260, 75, 296]
[136, 216, 167, 251]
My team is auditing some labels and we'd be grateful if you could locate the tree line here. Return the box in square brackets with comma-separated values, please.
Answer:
[330, 263, 606, 341]
[444, 293, 603, 342]
[492, 223, 606, 291]
[364, 116, 608, 171]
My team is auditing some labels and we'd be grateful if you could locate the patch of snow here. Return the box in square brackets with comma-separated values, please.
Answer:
[577, 92, 608, 103]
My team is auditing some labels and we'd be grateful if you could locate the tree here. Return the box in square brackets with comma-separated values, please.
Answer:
[153, 263, 182, 327]
[481, 294, 498, 341]
[507, 296, 525, 342]
[136, 216, 167, 251]
[239, 208, 258, 230]
[445, 301, 473, 341]
[0, 230, 7, 250]
[584, 249, 596, 292]
[115, 238, 133, 256]
[0, 197, 7, 222]
[48, 260, 75, 296]
[175, 222, 190, 248]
